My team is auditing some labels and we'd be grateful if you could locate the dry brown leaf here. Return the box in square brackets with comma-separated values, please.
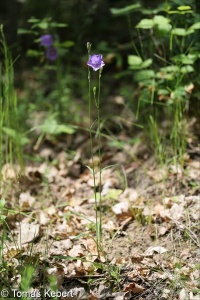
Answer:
[92, 283, 112, 299]
[141, 257, 157, 268]
[138, 267, 150, 277]
[154, 203, 165, 215]
[1, 163, 20, 180]
[113, 95, 124, 105]
[82, 261, 94, 272]
[169, 164, 183, 175]
[131, 255, 144, 263]
[158, 225, 170, 236]
[39, 147, 55, 159]
[4, 248, 24, 260]
[190, 269, 200, 281]
[112, 201, 129, 215]
[187, 167, 200, 180]
[67, 161, 82, 178]
[145, 246, 168, 255]
[52, 239, 73, 253]
[142, 206, 153, 217]
[38, 163, 58, 182]
[180, 267, 191, 276]
[82, 238, 98, 256]
[191, 295, 200, 300]
[19, 192, 35, 211]
[113, 291, 126, 300]
[68, 287, 88, 300]
[51, 222, 74, 239]
[18, 223, 40, 245]
[46, 205, 57, 216]
[61, 186, 75, 198]
[103, 220, 117, 232]
[68, 244, 85, 257]
[189, 202, 200, 220]
[147, 169, 167, 182]
[121, 188, 138, 202]
[88, 292, 99, 300]
[180, 248, 191, 260]
[38, 210, 49, 225]
[161, 289, 171, 299]
[61, 239, 73, 250]
[185, 83, 194, 93]
[123, 282, 145, 293]
[179, 288, 188, 300]
[47, 266, 65, 288]
[26, 167, 42, 182]
[169, 203, 184, 220]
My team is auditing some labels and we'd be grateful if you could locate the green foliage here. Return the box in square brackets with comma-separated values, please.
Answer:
[18, 17, 68, 33]
[12, 1, 199, 167]
[20, 265, 35, 292]
[18, 17, 74, 59]
[0, 198, 6, 225]
[0, 26, 24, 170]
[113, 0, 200, 162]
[39, 114, 75, 135]
[128, 55, 152, 70]
[136, 15, 172, 33]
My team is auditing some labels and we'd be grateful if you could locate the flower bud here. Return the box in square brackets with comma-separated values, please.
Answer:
[87, 42, 91, 53]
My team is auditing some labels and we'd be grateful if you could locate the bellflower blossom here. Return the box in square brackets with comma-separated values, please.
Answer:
[87, 54, 105, 71]
[46, 47, 58, 61]
[40, 34, 53, 47]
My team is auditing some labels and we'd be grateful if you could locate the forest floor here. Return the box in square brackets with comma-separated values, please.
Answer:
[0, 113, 199, 300]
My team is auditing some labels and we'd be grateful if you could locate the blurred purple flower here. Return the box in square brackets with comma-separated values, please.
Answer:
[87, 54, 105, 71]
[40, 34, 53, 47]
[46, 47, 58, 61]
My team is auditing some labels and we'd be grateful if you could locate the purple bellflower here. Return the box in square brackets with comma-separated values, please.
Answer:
[87, 54, 105, 71]
[46, 47, 58, 61]
[40, 34, 53, 47]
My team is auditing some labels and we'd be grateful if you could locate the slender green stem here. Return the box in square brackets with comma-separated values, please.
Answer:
[87, 45, 100, 256]
[57, 59, 63, 121]
[127, 13, 140, 57]
[97, 69, 102, 245]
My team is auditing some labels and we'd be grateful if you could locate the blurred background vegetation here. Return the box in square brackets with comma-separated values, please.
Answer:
[0, 0, 199, 167]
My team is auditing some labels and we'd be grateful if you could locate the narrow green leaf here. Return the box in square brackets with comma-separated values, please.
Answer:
[141, 58, 152, 68]
[190, 22, 200, 30]
[27, 18, 40, 23]
[60, 41, 75, 48]
[17, 28, 36, 35]
[55, 23, 68, 27]
[26, 49, 43, 57]
[177, 6, 191, 11]
[32, 22, 48, 30]
[85, 165, 94, 174]
[110, 4, 140, 16]
[100, 164, 116, 172]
